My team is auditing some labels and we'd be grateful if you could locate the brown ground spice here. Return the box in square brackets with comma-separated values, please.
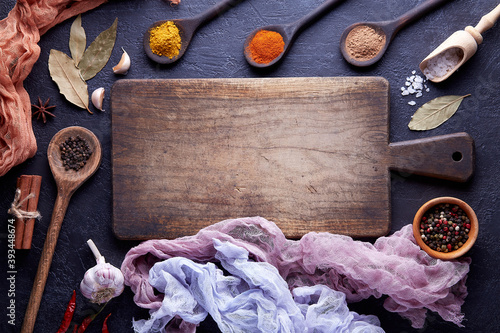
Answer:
[345, 25, 386, 61]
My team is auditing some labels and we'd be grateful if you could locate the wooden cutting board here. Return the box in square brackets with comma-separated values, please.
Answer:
[111, 77, 474, 240]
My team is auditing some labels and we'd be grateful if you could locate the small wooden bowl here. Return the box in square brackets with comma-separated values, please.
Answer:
[413, 197, 478, 260]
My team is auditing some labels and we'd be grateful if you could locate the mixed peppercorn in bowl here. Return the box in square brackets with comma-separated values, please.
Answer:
[413, 197, 478, 260]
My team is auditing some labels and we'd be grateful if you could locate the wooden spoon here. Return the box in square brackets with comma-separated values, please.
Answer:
[21, 126, 102, 333]
[144, 0, 243, 64]
[340, 0, 452, 67]
[419, 3, 500, 82]
[244, 0, 346, 68]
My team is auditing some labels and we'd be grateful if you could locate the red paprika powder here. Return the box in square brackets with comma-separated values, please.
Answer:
[247, 30, 285, 64]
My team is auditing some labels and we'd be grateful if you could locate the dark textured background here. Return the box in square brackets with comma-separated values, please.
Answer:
[1, 0, 499, 332]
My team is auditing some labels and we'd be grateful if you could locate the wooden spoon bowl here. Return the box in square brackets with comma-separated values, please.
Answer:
[244, 24, 291, 68]
[339, 21, 392, 67]
[143, 18, 195, 65]
[48, 126, 102, 190]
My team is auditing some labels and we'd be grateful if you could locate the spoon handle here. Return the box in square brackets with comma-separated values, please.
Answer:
[21, 192, 71, 333]
[192, 0, 243, 28]
[393, 0, 452, 32]
[287, 0, 346, 35]
[474, 3, 500, 34]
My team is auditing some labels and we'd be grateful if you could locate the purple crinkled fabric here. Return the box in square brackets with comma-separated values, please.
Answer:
[132, 240, 385, 333]
[121, 216, 470, 330]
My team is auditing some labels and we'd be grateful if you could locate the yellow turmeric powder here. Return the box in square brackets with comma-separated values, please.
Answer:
[149, 21, 181, 58]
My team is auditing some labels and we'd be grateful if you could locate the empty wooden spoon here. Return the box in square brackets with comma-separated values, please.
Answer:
[340, 0, 452, 67]
[21, 126, 101, 333]
[144, 0, 243, 64]
[244, 0, 346, 68]
[419, 3, 500, 82]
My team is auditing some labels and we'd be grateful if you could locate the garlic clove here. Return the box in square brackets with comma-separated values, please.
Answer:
[91, 87, 105, 111]
[80, 239, 125, 304]
[80, 262, 125, 304]
[113, 48, 130, 75]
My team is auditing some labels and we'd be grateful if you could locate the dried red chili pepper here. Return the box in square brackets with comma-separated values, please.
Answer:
[56, 290, 76, 333]
[77, 315, 93, 333]
[102, 313, 111, 333]
[72, 324, 78, 333]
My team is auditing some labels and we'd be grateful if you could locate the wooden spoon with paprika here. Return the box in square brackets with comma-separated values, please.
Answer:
[144, 0, 244, 64]
[244, 0, 346, 68]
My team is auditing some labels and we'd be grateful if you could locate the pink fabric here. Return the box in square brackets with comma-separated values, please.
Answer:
[121, 216, 471, 329]
[0, 0, 107, 177]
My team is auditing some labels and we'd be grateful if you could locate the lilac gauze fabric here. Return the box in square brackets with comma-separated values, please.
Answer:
[132, 240, 384, 333]
[121, 216, 471, 330]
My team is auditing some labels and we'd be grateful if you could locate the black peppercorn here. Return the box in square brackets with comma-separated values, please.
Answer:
[60, 135, 93, 171]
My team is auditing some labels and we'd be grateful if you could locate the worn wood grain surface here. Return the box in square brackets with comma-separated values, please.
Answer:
[111, 77, 473, 240]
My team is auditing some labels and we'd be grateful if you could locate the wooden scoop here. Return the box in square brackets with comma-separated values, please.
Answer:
[244, 0, 346, 68]
[340, 0, 451, 67]
[420, 3, 500, 82]
[21, 126, 101, 333]
[144, 0, 243, 64]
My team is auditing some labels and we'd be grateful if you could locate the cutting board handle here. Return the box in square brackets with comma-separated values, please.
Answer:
[388, 132, 474, 182]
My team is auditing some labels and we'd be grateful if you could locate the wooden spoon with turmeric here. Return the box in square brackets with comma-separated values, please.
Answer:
[144, 0, 243, 64]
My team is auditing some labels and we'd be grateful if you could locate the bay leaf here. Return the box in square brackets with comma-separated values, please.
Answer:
[48, 49, 91, 113]
[69, 14, 86, 66]
[79, 18, 118, 81]
[408, 94, 471, 131]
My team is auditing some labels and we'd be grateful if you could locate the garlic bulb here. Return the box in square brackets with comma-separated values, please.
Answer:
[91, 87, 105, 111]
[80, 239, 124, 304]
[112, 48, 130, 75]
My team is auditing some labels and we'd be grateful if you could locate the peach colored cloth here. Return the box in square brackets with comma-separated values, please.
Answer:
[0, 0, 107, 177]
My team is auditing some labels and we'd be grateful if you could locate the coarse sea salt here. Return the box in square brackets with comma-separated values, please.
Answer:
[422, 48, 463, 80]
[400, 71, 428, 103]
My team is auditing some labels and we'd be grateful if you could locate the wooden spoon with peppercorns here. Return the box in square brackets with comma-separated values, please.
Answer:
[340, 0, 452, 67]
[21, 126, 101, 333]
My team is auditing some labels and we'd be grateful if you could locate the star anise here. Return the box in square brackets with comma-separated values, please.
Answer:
[32, 97, 56, 123]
